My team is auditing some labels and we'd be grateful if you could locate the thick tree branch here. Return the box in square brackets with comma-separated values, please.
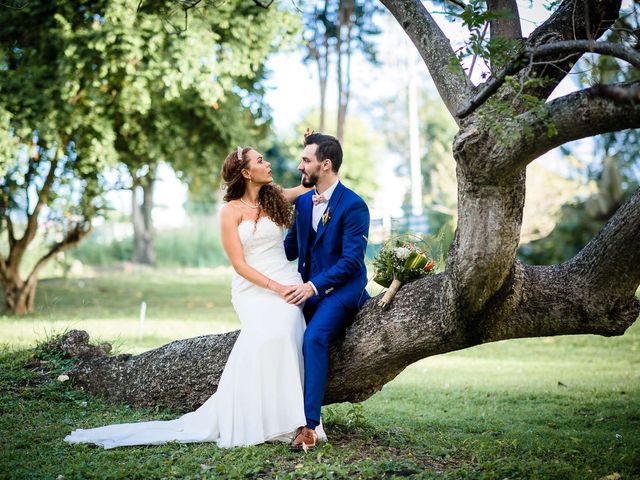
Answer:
[25, 224, 93, 286]
[567, 187, 640, 300]
[592, 83, 640, 102]
[59, 252, 639, 411]
[487, 0, 522, 42]
[17, 155, 58, 249]
[476, 260, 639, 343]
[526, 40, 640, 68]
[519, 0, 622, 99]
[479, 190, 640, 342]
[380, 0, 474, 124]
[6, 213, 16, 250]
[492, 80, 640, 178]
[457, 40, 640, 118]
[59, 274, 467, 409]
[0, 254, 7, 283]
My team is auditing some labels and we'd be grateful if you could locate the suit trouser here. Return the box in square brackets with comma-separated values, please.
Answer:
[302, 295, 353, 429]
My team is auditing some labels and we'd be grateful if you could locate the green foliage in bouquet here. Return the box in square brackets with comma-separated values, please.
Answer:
[372, 234, 437, 288]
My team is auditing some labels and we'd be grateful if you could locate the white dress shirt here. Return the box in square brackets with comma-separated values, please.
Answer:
[308, 178, 340, 296]
[312, 178, 340, 232]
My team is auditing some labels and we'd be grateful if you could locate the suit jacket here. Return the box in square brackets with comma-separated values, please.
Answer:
[284, 181, 370, 310]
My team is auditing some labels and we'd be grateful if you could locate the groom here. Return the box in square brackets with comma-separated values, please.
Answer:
[283, 132, 370, 451]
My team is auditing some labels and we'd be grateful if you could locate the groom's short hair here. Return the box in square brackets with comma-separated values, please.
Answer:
[304, 133, 342, 173]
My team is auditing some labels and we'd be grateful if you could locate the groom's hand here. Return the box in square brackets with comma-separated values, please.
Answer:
[284, 283, 315, 305]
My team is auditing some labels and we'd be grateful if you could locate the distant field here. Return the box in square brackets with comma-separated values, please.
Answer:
[0, 268, 240, 354]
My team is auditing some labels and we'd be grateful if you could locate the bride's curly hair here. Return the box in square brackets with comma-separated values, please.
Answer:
[221, 147, 293, 229]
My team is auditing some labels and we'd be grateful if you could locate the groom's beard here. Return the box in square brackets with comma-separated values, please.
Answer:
[301, 172, 319, 188]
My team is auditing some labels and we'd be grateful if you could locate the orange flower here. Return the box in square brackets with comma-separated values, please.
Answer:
[423, 260, 436, 272]
[322, 207, 331, 226]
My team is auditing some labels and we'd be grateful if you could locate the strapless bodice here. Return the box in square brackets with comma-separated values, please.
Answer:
[232, 217, 302, 299]
[237, 217, 286, 262]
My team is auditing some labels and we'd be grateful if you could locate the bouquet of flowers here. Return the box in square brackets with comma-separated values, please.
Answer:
[372, 235, 437, 308]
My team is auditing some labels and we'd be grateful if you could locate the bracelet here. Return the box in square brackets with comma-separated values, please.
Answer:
[266, 279, 271, 290]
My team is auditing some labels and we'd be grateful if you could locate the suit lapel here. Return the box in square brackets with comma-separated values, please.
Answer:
[313, 182, 345, 247]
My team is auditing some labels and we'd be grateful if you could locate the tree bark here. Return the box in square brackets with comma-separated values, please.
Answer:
[492, 79, 640, 178]
[131, 166, 157, 266]
[1, 266, 32, 315]
[487, 0, 521, 43]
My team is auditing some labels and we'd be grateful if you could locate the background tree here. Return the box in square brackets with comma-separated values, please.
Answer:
[376, 86, 459, 236]
[0, 1, 117, 314]
[64, 1, 297, 264]
[302, 0, 381, 141]
[0, 0, 297, 311]
[52, 0, 640, 410]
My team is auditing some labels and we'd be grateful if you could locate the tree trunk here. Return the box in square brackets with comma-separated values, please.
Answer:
[2, 225, 91, 314]
[2, 247, 44, 314]
[0, 153, 57, 315]
[47, 0, 640, 411]
[131, 166, 156, 266]
[1, 267, 31, 315]
[336, 0, 353, 144]
[56, 231, 639, 411]
[21, 278, 37, 314]
[319, 61, 327, 132]
[336, 9, 344, 143]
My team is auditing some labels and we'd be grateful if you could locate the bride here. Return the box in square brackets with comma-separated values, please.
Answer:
[64, 146, 326, 449]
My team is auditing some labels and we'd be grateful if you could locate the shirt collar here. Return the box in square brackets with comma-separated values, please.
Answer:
[316, 178, 340, 201]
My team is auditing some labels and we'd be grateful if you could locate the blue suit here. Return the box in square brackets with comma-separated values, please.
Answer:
[284, 181, 370, 428]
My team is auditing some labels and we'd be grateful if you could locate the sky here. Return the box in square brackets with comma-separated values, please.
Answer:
[263, 0, 578, 130]
[113, 0, 597, 228]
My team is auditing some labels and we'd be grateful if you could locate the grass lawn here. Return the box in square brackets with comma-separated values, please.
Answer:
[0, 268, 240, 354]
[1, 270, 639, 479]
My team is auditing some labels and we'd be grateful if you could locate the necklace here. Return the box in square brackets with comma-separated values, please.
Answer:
[239, 197, 260, 209]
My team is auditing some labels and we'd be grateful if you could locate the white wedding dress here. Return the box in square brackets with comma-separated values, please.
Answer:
[64, 217, 326, 449]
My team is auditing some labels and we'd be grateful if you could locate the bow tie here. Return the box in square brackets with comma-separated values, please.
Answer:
[312, 193, 328, 206]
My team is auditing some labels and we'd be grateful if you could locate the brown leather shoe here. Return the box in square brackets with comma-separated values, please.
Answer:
[290, 426, 317, 451]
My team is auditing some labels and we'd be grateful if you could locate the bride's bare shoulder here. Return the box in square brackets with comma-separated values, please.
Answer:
[220, 202, 243, 226]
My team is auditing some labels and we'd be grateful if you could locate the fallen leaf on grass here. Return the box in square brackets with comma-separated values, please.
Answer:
[599, 473, 621, 480]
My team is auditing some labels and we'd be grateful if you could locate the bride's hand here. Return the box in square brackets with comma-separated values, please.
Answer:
[284, 283, 315, 306]
[269, 282, 288, 298]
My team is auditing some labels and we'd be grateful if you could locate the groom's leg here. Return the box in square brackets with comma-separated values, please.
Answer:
[302, 296, 352, 429]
